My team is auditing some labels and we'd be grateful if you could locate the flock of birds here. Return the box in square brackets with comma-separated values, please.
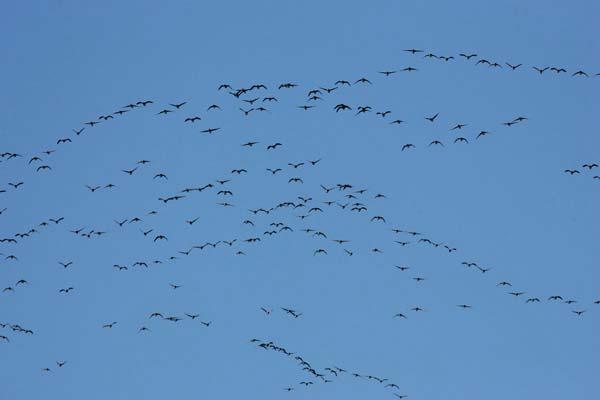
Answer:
[1, 47, 598, 398]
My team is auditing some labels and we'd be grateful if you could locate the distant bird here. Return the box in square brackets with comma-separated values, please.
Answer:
[450, 123, 467, 131]
[572, 70, 588, 77]
[260, 307, 272, 315]
[425, 113, 439, 122]
[122, 167, 138, 175]
[267, 143, 282, 150]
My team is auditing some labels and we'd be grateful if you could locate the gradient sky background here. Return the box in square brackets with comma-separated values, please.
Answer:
[1, 1, 599, 399]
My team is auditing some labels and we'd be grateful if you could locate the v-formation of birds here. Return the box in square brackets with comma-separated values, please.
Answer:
[1, 47, 598, 397]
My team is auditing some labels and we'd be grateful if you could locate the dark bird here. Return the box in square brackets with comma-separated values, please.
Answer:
[260, 307, 272, 315]
[572, 70, 588, 77]
[425, 113, 439, 122]
[354, 77, 371, 84]
[450, 123, 467, 130]
[267, 143, 282, 150]
[122, 167, 138, 175]
[550, 67, 567, 73]
[86, 185, 101, 192]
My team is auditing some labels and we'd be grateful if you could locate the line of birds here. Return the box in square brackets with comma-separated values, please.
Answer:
[251, 338, 407, 398]
[400, 48, 599, 77]
[2, 50, 597, 399]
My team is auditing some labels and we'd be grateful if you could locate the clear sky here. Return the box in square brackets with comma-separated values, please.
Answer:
[1, 1, 598, 399]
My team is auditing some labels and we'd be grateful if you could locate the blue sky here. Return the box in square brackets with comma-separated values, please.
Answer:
[1, 1, 598, 399]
